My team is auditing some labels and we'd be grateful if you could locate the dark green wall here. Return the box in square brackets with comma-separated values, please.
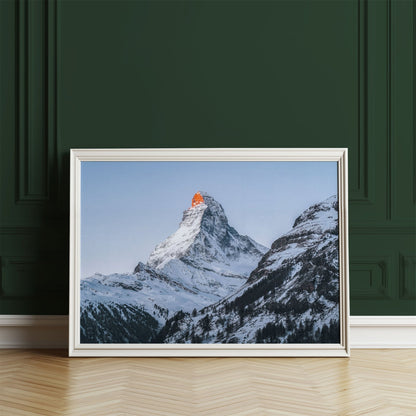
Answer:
[0, 0, 414, 315]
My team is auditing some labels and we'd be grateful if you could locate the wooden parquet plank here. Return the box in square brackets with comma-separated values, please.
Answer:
[0, 349, 415, 415]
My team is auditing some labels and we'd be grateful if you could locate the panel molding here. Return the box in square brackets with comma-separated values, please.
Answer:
[15, 0, 57, 204]
[0, 256, 39, 298]
[350, 224, 416, 235]
[389, 0, 415, 222]
[0, 315, 414, 349]
[350, 0, 371, 203]
[350, 256, 392, 301]
[399, 254, 416, 300]
[0, 226, 42, 235]
[414, 0, 416, 207]
[386, 0, 392, 220]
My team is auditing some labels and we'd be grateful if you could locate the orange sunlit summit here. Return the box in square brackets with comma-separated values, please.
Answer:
[191, 192, 205, 208]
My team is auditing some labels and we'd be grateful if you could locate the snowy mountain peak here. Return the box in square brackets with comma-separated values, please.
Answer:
[147, 192, 230, 270]
[189, 191, 229, 226]
[144, 192, 267, 301]
[147, 197, 208, 270]
[147, 192, 265, 270]
[291, 195, 338, 234]
[252, 194, 339, 284]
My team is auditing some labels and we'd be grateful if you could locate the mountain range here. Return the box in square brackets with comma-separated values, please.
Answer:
[80, 192, 340, 344]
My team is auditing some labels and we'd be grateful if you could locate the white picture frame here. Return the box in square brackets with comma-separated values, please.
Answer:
[69, 148, 349, 357]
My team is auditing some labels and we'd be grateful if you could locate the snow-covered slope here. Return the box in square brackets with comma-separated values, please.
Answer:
[145, 192, 268, 301]
[148, 203, 207, 270]
[80, 262, 222, 343]
[157, 196, 340, 344]
[81, 263, 212, 321]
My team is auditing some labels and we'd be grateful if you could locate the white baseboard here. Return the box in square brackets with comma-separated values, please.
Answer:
[349, 316, 416, 348]
[0, 315, 414, 349]
[0, 315, 69, 348]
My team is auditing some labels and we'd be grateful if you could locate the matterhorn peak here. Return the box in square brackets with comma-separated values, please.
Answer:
[147, 192, 209, 270]
[145, 191, 267, 299]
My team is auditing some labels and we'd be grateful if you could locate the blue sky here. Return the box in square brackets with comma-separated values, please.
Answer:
[81, 161, 337, 277]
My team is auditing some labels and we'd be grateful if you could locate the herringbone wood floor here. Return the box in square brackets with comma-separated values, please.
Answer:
[0, 350, 415, 415]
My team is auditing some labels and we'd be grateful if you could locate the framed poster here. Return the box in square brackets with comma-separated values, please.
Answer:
[69, 148, 349, 357]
